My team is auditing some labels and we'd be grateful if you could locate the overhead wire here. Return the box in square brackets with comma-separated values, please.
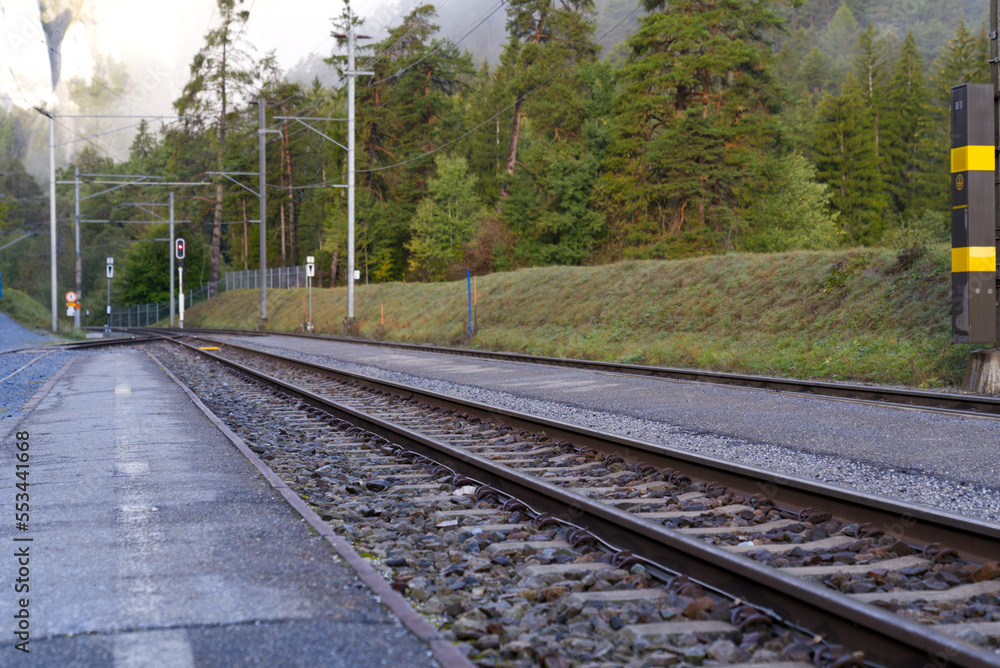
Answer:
[262, 0, 422, 115]
[358, 1, 644, 174]
[267, 0, 508, 167]
[359, 0, 455, 72]
[49, 117, 126, 162]
[231, 0, 258, 45]
[269, 1, 642, 189]
[265, 0, 501, 129]
[364, 0, 506, 89]
[6, 67, 32, 106]
[265, 1, 643, 189]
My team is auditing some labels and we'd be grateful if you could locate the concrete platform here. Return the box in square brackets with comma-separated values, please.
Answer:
[0, 350, 453, 666]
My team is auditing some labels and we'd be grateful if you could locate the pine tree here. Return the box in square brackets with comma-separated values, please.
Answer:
[174, 0, 263, 297]
[599, 0, 786, 258]
[884, 31, 937, 216]
[868, 0, 964, 64]
[338, 4, 473, 281]
[852, 23, 889, 168]
[738, 153, 841, 252]
[931, 18, 989, 105]
[821, 3, 861, 87]
[496, 0, 598, 203]
[813, 72, 889, 245]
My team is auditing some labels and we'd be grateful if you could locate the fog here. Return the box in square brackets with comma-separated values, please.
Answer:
[1, 0, 409, 177]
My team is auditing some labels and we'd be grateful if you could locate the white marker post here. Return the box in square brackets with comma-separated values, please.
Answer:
[178, 268, 184, 329]
[306, 255, 315, 332]
[105, 258, 114, 336]
[176, 239, 185, 329]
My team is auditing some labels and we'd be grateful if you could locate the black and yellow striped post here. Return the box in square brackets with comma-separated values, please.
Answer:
[950, 83, 998, 344]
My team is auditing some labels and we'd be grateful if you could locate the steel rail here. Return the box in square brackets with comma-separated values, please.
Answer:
[190, 336, 1000, 563]
[0, 351, 55, 382]
[168, 337, 1000, 668]
[58, 334, 165, 349]
[137, 326, 1000, 418]
[0, 333, 166, 355]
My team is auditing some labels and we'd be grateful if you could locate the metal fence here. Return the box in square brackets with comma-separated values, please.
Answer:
[225, 265, 309, 291]
[107, 282, 212, 327]
[108, 301, 171, 328]
[106, 265, 309, 327]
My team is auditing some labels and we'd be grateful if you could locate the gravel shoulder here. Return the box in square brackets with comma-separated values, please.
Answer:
[0, 313, 77, 434]
[0, 312, 60, 351]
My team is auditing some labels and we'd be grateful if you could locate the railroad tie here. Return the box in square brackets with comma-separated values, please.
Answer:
[783, 555, 930, 581]
[849, 579, 1000, 605]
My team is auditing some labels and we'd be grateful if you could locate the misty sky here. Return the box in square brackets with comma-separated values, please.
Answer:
[0, 0, 404, 113]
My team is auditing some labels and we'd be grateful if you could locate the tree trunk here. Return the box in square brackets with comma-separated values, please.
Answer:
[279, 201, 286, 267]
[330, 250, 339, 287]
[242, 197, 248, 270]
[210, 182, 222, 296]
[209, 31, 228, 298]
[282, 104, 296, 264]
[498, 11, 545, 204]
[499, 94, 524, 203]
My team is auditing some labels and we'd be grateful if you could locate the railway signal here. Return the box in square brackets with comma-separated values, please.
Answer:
[175, 238, 186, 260]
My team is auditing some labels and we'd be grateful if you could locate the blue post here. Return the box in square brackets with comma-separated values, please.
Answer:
[467, 270, 472, 339]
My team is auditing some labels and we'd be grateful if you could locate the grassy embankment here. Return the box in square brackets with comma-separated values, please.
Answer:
[183, 245, 979, 389]
[0, 287, 83, 339]
[0, 288, 51, 328]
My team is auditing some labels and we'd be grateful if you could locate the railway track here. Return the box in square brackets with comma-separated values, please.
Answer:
[1, 333, 161, 356]
[134, 326, 1000, 418]
[142, 335, 1000, 667]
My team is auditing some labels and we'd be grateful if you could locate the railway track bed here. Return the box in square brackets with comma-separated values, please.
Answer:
[144, 337, 1000, 667]
[194, 332, 1000, 526]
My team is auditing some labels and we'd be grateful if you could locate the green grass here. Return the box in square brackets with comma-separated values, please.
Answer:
[0, 288, 52, 329]
[182, 245, 978, 388]
[0, 288, 86, 339]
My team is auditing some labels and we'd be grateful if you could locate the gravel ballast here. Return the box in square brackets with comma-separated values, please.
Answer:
[213, 336, 1000, 525]
[0, 314, 76, 428]
[152, 342, 884, 666]
[0, 312, 58, 351]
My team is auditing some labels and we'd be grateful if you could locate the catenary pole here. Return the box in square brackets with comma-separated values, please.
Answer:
[170, 192, 175, 327]
[259, 97, 268, 328]
[74, 166, 81, 329]
[347, 25, 357, 320]
[344, 23, 372, 324]
[280, 22, 367, 328]
[49, 114, 57, 333]
[36, 110, 181, 332]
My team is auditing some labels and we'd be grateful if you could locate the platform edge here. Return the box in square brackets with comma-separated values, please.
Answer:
[144, 348, 474, 668]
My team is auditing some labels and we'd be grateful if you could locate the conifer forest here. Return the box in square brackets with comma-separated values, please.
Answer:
[0, 0, 990, 314]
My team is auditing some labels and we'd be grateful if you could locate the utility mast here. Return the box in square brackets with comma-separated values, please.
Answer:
[335, 16, 372, 333]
